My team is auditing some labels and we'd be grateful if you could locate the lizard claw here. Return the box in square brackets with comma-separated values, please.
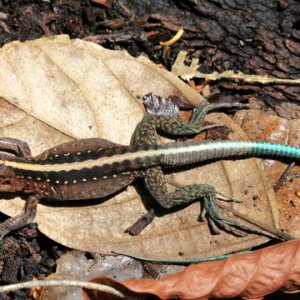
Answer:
[202, 194, 254, 237]
[216, 191, 243, 203]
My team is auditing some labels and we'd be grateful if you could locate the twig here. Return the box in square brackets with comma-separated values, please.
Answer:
[0, 280, 125, 297]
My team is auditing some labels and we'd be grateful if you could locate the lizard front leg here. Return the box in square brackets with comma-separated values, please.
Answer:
[0, 195, 39, 239]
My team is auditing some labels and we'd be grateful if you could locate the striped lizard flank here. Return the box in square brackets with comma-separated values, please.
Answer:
[2, 140, 300, 185]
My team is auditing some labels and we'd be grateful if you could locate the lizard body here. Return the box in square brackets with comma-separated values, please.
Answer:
[0, 102, 296, 238]
[2, 140, 299, 198]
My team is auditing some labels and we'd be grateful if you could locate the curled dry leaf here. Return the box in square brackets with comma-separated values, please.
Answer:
[0, 35, 285, 258]
[83, 240, 300, 300]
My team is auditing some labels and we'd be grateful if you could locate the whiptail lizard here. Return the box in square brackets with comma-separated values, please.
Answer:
[0, 102, 295, 239]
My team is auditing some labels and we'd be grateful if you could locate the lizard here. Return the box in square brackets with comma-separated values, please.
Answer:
[0, 102, 296, 239]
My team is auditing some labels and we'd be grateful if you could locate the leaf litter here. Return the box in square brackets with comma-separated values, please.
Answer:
[0, 35, 298, 299]
[0, 35, 287, 259]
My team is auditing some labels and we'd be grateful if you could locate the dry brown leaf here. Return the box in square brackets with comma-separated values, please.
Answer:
[234, 109, 300, 232]
[83, 239, 300, 300]
[0, 35, 285, 258]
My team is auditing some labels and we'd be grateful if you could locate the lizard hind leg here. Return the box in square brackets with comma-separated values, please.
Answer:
[144, 166, 265, 237]
[189, 102, 254, 127]
[134, 102, 254, 145]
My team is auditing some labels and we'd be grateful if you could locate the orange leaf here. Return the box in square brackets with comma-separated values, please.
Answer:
[83, 239, 300, 300]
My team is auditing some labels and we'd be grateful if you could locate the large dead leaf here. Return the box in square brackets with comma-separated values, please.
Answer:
[0, 35, 283, 259]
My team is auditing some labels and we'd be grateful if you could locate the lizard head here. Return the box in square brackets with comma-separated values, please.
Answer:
[0, 153, 20, 192]
[0, 155, 27, 193]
